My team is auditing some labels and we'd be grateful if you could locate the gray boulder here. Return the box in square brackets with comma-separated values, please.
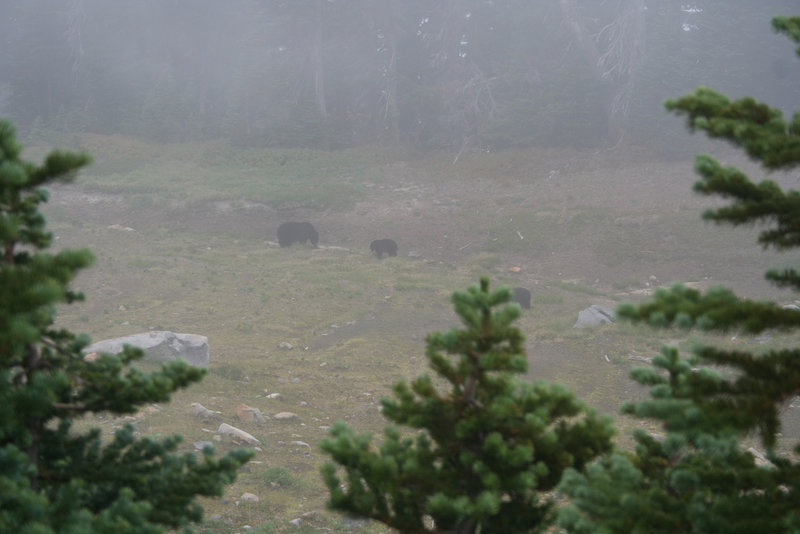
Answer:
[574, 305, 616, 328]
[85, 331, 210, 367]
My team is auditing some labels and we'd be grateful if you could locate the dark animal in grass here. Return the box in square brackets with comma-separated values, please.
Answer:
[370, 238, 397, 259]
[512, 287, 531, 309]
[277, 221, 318, 248]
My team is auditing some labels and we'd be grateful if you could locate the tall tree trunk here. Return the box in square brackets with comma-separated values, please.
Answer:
[381, 0, 399, 144]
[312, 0, 327, 119]
[558, 0, 646, 145]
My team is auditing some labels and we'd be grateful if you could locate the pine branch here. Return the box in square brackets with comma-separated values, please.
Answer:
[666, 88, 800, 170]
[618, 284, 800, 333]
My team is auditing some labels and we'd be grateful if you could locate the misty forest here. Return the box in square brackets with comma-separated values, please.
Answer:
[4, 1, 800, 533]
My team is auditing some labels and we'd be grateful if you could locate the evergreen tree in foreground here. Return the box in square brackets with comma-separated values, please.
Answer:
[0, 120, 253, 532]
[321, 277, 614, 533]
[557, 16, 800, 534]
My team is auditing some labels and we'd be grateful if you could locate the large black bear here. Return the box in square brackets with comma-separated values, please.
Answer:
[512, 287, 531, 309]
[370, 238, 397, 259]
[277, 221, 319, 248]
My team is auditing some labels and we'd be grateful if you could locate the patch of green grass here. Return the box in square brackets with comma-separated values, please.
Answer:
[465, 252, 502, 273]
[551, 280, 603, 295]
[612, 276, 646, 291]
[260, 466, 297, 489]
[531, 292, 564, 306]
[210, 364, 248, 382]
[483, 207, 610, 254]
[71, 136, 387, 212]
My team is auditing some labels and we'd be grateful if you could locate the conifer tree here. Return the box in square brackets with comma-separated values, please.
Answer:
[557, 16, 800, 534]
[0, 120, 253, 532]
[320, 277, 614, 534]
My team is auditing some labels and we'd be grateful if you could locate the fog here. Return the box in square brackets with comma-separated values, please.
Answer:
[1, 0, 798, 152]
[6, 2, 800, 531]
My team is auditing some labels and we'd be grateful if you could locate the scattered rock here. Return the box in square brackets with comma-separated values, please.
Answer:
[190, 402, 220, 419]
[236, 403, 268, 423]
[107, 224, 135, 232]
[290, 440, 311, 449]
[274, 412, 298, 421]
[116, 404, 159, 423]
[748, 447, 775, 468]
[85, 331, 210, 367]
[278, 341, 294, 350]
[755, 333, 772, 344]
[218, 423, 262, 445]
[240, 492, 259, 503]
[193, 441, 214, 451]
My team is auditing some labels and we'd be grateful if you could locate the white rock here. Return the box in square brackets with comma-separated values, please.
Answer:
[86, 331, 210, 367]
[190, 403, 220, 418]
[218, 423, 262, 445]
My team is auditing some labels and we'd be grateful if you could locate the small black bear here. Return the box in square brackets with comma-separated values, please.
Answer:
[277, 221, 319, 248]
[370, 238, 398, 259]
[512, 287, 531, 309]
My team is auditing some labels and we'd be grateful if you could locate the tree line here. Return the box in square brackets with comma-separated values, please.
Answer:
[1, 0, 797, 152]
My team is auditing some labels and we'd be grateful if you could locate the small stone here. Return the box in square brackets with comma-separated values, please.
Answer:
[274, 412, 298, 421]
[236, 403, 268, 423]
[278, 342, 294, 350]
[240, 492, 259, 503]
[218, 423, 262, 445]
[190, 402, 220, 419]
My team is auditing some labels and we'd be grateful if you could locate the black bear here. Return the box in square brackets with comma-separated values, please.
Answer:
[277, 221, 319, 248]
[370, 238, 397, 259]
[512, 287, 531, 309]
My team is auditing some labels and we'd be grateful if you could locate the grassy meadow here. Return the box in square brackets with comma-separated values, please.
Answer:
[31, 132, 800, 533]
